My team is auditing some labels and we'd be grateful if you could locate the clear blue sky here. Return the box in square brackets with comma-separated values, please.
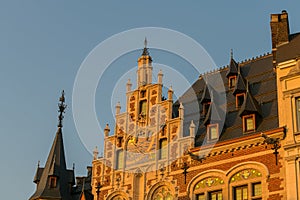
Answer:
[1, 1, 299, 199]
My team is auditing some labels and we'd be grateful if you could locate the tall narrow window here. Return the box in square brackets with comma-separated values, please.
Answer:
[296, 97, 300, 132]
[139, 100, 147, 117]
[234, 185, 248, 200]
[116, 150, 123, 169]
[209, 190, 223, 200]
[236, 93, 245, 108]
[252, 182, 262, 197]
[159, 138, 167, 160]
[196, 193, 205, 200]
[203, 102, 211, 115]
[229, 76, 237, 88]
[243, 114, 255, 132]
[49, 176, 57, 188]
[207, 124, 218, 141]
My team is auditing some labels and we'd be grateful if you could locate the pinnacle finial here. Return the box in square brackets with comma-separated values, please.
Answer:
[58, 90, 67, 128]
[230, 49, 233, 59]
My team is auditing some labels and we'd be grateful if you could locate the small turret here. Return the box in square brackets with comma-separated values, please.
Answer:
[115, 102, 121, 115]
[104, 124, 110, 137]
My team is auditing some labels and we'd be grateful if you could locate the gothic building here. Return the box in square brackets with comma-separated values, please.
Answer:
[29, 10, 300, 200]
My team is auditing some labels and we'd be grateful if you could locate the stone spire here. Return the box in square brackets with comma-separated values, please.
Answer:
[137, 38, 153, 87]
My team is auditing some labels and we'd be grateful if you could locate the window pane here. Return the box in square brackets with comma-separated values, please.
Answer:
[297, 97, 300, 132]
[209, 190, 222, 200]
[234, 186, 248, 200]
[159, 139, 167, 159]
[117, 150, 123, 169]
[253, 183, 262, 196]
[197, 194, 205, 200]
[246, 117, 254, 131]
[210, 126, 218, 140]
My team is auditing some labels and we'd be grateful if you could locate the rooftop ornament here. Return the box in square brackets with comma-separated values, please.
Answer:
[58, 90, 67, 128]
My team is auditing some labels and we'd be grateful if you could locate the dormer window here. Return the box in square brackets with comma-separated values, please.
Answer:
[236, 93, 245, 108]
[203, 102, 211, 115]
[229, 76, 237, 88]
[207, 124, 219, 141]
[49, 176, 57, 188]
[243, 114, 256, 132]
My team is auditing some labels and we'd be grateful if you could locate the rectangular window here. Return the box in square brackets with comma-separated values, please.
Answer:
[159, 139, 167, 160]
[234, 185, 248, 200]
[229, 76, 237, 88]
[236, 93, 245, 108]
[207, 124, 218, 140]
[243, 114, 255, 132]
[139, 100, 147, 117]
[296, 97, 300, 132]
[49, 177, 57, 188]
[116, 150, 123, 169]
[252, 182, 262, 197]
[203, 102, 211, 115]
[196, 193, 205, 200]
[209, 190, 223, 200]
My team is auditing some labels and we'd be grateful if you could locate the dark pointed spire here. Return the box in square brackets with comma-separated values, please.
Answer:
[233, 72, 247, 95]
[142, 37, 150, 56]
[203, 103, 222, 125]
[226, 49, 239, 78]
[239, 86, 262, 117]
[29, 91, 75, 200]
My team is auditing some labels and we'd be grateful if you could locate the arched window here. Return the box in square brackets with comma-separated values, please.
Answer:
[193, 176, 224, 200]
[230, 169, 262, 200]
[153, 186, 173, 200]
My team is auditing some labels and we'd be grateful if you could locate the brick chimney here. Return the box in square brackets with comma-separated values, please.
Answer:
[270, 10, 290, 67]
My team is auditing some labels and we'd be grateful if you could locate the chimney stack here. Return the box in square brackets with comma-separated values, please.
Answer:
[270, 10, 290, 67]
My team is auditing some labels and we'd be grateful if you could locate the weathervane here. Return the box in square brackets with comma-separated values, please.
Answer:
[58, 90, 67, 128]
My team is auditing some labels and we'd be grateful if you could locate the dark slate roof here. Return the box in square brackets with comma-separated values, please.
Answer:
[277, 33, 300, 62]
[29, 127, 75, 200]
[226, 58, 239, 77]
[174, 53, 278, 145]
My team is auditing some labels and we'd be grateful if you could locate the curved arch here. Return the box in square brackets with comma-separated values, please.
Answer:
[226, 161, 269, 178]
[187, 169, 226, 198]
[106, 191, 129, 200]
[146, 181, 176, 200]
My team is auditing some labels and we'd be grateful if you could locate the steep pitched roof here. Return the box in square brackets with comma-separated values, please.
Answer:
[29, 127, 75, 200]
[233, 72, 247, 95]
[175, 53, 278, 146]
[226, 57, 239, 77]
[239, 89, 262, 116]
